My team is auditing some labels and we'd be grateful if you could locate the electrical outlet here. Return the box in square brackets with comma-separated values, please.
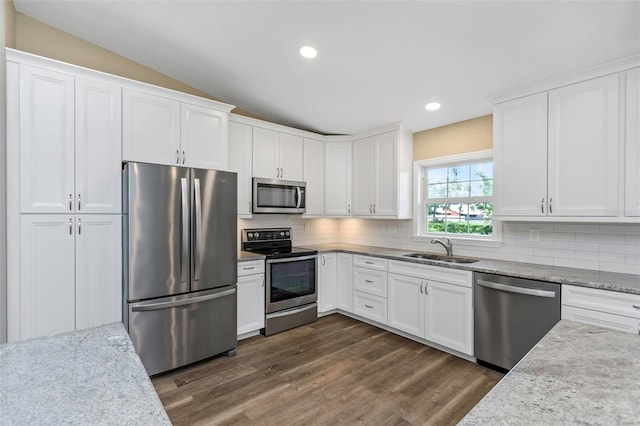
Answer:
[529, 229, 540, 241]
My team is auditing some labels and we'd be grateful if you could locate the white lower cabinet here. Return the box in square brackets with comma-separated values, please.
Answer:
[387, 260, 474, 356]
[353, 291, 387, 324]
[336, 253, 353, 312]
[18, 214, 121, 340]
[237, 260, 265, 337]
[562, 285, 640, 334]
[318, 253, 337, 313]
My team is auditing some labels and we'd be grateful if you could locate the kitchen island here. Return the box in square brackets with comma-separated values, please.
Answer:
[459, 320, 640, 425]
[0, 322, 171, 425]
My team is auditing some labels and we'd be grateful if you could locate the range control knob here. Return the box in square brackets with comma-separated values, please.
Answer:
[247, 233, 253, 239]
[285, 231, 290, 237]
[280, 231, 285, 237]
[254, 232, 260, 238]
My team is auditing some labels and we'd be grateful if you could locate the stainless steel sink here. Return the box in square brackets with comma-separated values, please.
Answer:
[403, 252, 479, 264]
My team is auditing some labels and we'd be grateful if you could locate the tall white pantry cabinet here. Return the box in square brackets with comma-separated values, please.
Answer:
[7, 55, 123, 341]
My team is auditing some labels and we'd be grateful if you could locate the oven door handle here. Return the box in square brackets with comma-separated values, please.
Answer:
[266, 254, 318, 264]
[266, 303, 317, 319]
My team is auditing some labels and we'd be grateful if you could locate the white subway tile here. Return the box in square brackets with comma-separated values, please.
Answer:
[599, 224, 640, 235]
[541, 232, 575, 242]
[625, 255, 640, 265]
[554, 241, 599, 252]
[575, 251, 626, 263]
[499, 246, 535, 255]
[600, 244, 640, 255]
[576, 233, 625, 244]
[553, 224, 600, 234]
[513, 223, 555, 232]
[515, 239, 555, 249]
[626, 235, 640, 245]
[514, 255, 555, 266]
[534, 248, 575, 259]
[483, 252, 516, 262]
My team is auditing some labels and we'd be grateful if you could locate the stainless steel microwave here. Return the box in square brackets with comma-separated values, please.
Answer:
[252, 178, 306, 214]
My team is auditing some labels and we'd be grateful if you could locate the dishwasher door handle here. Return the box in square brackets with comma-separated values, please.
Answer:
[476, 279, 557, 298]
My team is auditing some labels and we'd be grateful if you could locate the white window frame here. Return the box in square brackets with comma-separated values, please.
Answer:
[413, 149, 502, 245]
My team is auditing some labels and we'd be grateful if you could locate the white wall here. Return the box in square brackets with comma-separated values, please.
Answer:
[338, 219, 640, 275]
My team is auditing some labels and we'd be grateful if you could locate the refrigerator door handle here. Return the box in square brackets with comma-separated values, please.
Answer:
[194, 177, 203, 281]
[131, 288, 236, 312]
[180, 177, 189, 285]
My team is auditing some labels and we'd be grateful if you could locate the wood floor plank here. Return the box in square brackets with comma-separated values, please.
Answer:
[153, 314, 503, 425]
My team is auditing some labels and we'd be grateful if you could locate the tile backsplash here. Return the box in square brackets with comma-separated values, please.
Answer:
[238, 217, 640, 275]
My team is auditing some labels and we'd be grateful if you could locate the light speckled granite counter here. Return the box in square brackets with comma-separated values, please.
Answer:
[0, 322, 171, 425]
[459, 320, 640, 425]
[298, 243, 640, 295]
[238, 250, 266, 261]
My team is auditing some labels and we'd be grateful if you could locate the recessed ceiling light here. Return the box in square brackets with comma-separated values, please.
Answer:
[425, 102, 441, 111]
[299, 46, 317, 59]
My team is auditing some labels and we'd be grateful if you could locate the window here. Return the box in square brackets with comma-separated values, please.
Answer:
[415, 151, 495, 239]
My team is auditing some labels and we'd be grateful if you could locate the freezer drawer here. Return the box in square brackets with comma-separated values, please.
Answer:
[128, 286, 237, 376]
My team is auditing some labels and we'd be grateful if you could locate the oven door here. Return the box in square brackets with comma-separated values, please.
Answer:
[266, 254, 317, 313]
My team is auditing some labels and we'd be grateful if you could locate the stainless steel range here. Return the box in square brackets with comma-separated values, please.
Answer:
[242, 228, 318, 336]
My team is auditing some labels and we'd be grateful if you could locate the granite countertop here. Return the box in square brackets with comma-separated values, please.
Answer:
[297, 243, 640, 295]
[238, 250, 266, 261]
[0, 323, 171, 425]
[459, 320, 640, 425]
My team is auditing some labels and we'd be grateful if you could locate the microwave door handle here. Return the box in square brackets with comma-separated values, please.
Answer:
[193, 178, 203, 282]
[296, 186, 302, 208]
[180, 178, 189, 285]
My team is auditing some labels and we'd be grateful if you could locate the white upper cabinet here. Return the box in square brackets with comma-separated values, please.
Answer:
[252, 127, 303, 181]
[325, 141, 352, 216]
[181, 103, 228, 170]
[494, 72, 626, 220]
[228, 121, 253, 217]
[19, 66, 121, 214]
[75, 78, 122, 214]
[625, 67, 640, 217]
[351, 127, 412, 218]
[303, 138, 325, 216]
[548, 74, 619, 216]
[493, 93, 548, 217]
[19, 65, 75, 213]
[122, 88, 181, 165]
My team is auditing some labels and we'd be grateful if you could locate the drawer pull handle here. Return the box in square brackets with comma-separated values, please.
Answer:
[364, 304, 374, 309]
[365, 261, 374, 265]
[243, 266, 255, 270]
[633, 305, 640, 310]
[365, 279, 374, 283]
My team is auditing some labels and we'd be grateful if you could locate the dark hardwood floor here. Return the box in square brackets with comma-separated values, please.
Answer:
[152, 314, 503, 425]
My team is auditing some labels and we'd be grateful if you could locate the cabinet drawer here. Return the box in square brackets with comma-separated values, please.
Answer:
[353, 255, 387, 271]
[237, 260, 265, 276]
[353, 291, 387, 325]
[388, 260, 472, 288]
[562, 305, 640, 334]
[353, 267, 387, 297]
[562, 285, 640, 319]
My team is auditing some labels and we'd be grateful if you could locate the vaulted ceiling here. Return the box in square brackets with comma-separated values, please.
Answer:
[14, 1, 640, 135]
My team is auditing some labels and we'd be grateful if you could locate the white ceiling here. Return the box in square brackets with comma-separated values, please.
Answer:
[14, 1, 640, 135]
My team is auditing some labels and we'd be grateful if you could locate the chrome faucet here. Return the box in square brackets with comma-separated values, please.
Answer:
[431, 237, 452, 256]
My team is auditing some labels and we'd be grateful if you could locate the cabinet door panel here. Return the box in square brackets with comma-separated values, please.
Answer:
[562, 305, 639, 334]
[352, 138, 375, 215]
[122, 89, 180, 165]
[279, 133, 303, 181]
[75, 215, 122, 329]
[374, 132, 397, 216]
[75, 78, 122, 214]
[325, 142, 352, 215]
[20, 215, 75, 339]
[19, 65, 75, 213]
[336, 253, 353, 312]
[181, 103, 227, 170]
[625, 67, 640, 216]
[493, 93, 548, 216]
[318, 253, 337, 313]
[425, 281, 473, 355]
[229, 122, 253, 216]
[237, 274, 265, 336]
[303, 138, 325, 215]
[353, 291, 387, 325]
[388, 273, 424, 338]
[548, 74, 619, 216]
[252, 127, 280, 179]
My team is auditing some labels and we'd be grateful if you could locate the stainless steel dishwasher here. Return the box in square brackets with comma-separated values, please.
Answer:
[474, 272, 561, 371]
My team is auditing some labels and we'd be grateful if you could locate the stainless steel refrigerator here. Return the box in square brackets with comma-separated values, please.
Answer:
[123, 162, 238, 376]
